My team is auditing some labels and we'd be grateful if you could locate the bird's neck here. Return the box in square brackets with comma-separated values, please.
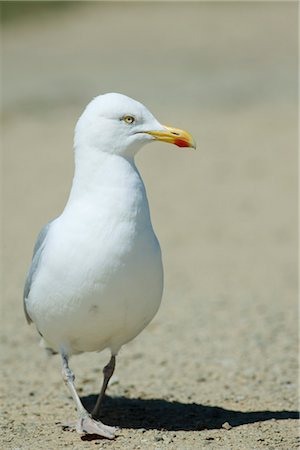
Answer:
[64, 146, 148, 216]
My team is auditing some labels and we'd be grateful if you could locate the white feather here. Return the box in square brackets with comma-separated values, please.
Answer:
[25, 93, 164, 356]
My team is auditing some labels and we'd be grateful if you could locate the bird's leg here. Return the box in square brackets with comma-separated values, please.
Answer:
[61, 353, 116, 439]
[92, 355, 116, 418]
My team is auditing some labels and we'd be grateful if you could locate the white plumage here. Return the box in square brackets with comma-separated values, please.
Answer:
[24, 93, 195, 439]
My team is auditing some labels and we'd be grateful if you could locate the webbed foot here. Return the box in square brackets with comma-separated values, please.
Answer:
[76, 415, 116, 439]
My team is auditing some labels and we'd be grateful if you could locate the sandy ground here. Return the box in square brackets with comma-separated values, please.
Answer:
[1, 3, 298, 449]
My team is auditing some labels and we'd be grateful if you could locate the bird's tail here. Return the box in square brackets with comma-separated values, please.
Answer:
[39, 338, 58, 356]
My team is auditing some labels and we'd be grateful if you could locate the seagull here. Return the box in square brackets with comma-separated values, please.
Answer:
[23, 93, 196, 439]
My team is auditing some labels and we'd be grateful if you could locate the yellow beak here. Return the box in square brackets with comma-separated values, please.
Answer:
[145, 125, 196, 149]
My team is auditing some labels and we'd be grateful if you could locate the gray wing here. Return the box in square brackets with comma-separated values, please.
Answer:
[23, 221, 53, 324]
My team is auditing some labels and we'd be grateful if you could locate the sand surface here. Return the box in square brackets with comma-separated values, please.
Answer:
[1, 3, 298, 449]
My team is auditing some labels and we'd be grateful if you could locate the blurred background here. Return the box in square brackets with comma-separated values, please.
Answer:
[2, 2, 298, 448]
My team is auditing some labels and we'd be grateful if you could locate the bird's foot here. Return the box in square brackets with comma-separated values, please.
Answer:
[76, 415, 117, 439]
[62, 415, 116, 439]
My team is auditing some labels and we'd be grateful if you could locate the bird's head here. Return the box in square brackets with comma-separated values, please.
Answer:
[74, 93, 196, 157]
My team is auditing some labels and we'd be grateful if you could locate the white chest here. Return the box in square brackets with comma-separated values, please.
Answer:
[27, 156, 164, 355]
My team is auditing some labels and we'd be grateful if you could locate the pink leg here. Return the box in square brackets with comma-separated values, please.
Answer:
[61, 353, 116, 439]
[92, 355, 116, 418]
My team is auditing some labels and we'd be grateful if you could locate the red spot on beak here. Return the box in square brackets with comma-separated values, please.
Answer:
[175, 138, 190, 148]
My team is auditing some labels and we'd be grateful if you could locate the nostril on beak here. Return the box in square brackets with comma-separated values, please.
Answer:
[171, 131, 180, 136]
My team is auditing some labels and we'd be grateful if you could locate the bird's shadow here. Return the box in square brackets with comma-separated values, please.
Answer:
[81, 394, 299, 432]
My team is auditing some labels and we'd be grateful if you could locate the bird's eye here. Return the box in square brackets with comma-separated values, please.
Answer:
[123, 115, 135, 125]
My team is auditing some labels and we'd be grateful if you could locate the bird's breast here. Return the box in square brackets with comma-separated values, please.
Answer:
[27, 178, 163, 354]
